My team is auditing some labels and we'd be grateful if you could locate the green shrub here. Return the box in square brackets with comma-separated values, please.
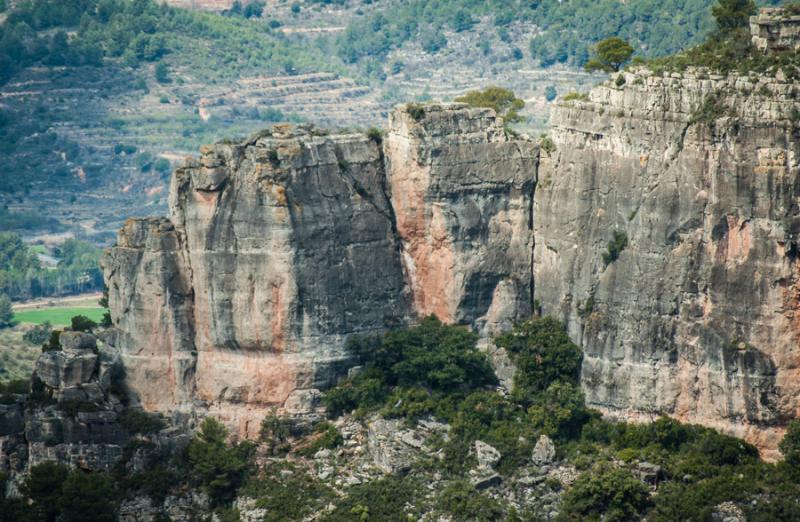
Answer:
[241, 461, 334, 522]
[496, 317, 583, 406]
[321, 476, 422, 522]
[120, 408, 166, 435]
[689, 93, 730, 125]
[366, 127, 383, 144]
[187, 418, 255, 507]
[58, 470, 118, 522]
[295, 422, 344, 457]
[259, 409, 292, 455]
[527, 382, 592, 440]
[436, 480, 503, 521]
[779, 419, 800, 467]
[455, 86, 525, 123]
[23, 322, 52, 345]
[70, 314, 97, 332]
[406, 103, 425, 121]
[563, 92, 589, 102]
[602, 230, 628, 265]
[42, 330, 62, 352]
[323, 316, 496, 419]
[540, 135, 557, 154]
[23, 462, 70, 522]
[558, 462, 651, 521]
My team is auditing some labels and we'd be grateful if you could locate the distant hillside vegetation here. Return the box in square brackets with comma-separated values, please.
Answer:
[337, 0, 786, 68]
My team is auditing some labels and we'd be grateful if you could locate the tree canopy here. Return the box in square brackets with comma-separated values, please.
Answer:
[584, 37, 634, 73]
[455, 87, 525, 123]
[712, 0, 757, 35]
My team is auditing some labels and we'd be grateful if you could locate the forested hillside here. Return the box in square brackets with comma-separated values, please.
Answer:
[0, 0, 788, 242]
[338, 0, 785, 68]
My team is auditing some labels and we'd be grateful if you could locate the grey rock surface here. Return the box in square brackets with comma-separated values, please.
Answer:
[531, 434, 556, 466]
[534, 66, 800, 457]
[474, 440, 501, 469]
[102, 106, 537, 438]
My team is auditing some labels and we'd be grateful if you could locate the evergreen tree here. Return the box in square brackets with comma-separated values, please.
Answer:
[0, 293, 13, 328]
[712, 0, 757, 35]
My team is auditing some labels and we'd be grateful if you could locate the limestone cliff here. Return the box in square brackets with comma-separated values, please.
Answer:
[102, 108, 537, 436]
[534, 68, 800, 458]
[385, 105, 537, 338]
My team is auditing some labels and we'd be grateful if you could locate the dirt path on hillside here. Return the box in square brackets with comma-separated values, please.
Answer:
[12, 292, 103, 311]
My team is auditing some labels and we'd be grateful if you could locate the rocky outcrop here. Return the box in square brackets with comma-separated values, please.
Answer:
[534, 67, 800, 458]
[751, 8, 800, 54]
[386, 105, 537, 338]
[0, 331, 130, 491]
[103, 108, 536, 437]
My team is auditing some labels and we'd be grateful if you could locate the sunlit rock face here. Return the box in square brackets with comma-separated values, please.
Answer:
[102, 107, 537, 437]
[534, 67, 800, 459]
[103, 124, 412, 436]
[385, 104, 538, 338]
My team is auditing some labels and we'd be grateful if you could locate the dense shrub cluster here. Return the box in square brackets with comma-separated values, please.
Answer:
[323, 316, 497, 419]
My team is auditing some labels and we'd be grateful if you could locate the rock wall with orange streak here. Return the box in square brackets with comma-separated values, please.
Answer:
[385, 104, 538, 340]
[534, 67, 800, 458]
[102, 124, 413, 435]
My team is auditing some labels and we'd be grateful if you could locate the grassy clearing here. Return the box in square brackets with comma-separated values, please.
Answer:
[13, 306, 106, 326]
[0, 327, 39, 382]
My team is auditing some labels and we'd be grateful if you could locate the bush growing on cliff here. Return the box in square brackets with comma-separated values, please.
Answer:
[323, 316, 497, 419]
[23, 321, 52, 345]
[70, 314, 97, 332]
[602, 230, 628, 265]
[558, 462, 651, 521]
[779, 419, 800, 468]
[187, 417, 255, 507]
[0, 294, 13, 328]
[584, 37, 634, 73]
[496, 317, 583, 406]
[454, 86, 525, 123]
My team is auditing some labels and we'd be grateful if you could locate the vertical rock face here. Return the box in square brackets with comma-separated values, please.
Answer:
[386, 105, 537, 337]
[104, 124, 413, 435]
[534, 68, 800, 457]
[103, 107, 538, 436]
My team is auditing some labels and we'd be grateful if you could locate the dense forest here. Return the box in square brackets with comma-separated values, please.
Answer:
[337, 0, 786, 67]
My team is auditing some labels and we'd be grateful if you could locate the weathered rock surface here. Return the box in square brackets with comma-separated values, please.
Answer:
[103, 106, 537, 438]
[751, 8, 800, 54]
[0, 332, 132, 489]
[534, 66, 800, 458]
[531, 434, 556, 466]
[104, 123, 414, 436]
[385, 104, 538, 338]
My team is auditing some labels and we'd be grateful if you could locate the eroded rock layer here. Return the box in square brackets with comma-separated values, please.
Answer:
[534, 68, 800, 458]
[102, 107, 536, 436]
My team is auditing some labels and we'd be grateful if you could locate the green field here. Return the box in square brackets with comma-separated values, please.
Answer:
[13, 307, 107, 326]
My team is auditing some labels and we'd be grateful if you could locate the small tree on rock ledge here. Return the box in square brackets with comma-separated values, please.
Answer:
[585, 37, 634, 73]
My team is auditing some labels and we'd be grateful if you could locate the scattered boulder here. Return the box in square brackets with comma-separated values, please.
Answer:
[711, 501, 746, 522]
[36, 347, 98, 390]
[532, 434, 556, 466]
[59, 331, 97, 351]
[470, 471, 502, 490]
[635, 461, 662, 487]
[474, 440, 501, 469]
[367, 417, 448, 474]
